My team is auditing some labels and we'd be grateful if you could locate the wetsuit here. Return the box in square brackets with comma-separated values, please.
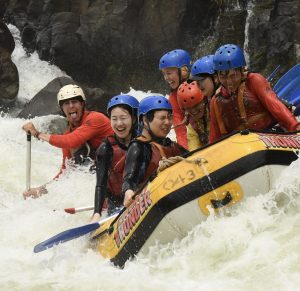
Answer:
[209, 73, 300, 143]
[168, 90, 188, 149]
[49, 110, 114, 177]
[94, 135, 127, 215]
[122, 136, 188, 195]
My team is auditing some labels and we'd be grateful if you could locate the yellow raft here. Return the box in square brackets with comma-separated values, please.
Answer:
[91, 130, 300, 267]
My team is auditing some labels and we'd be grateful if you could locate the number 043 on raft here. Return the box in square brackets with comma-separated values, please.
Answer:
[91, 130, 300, 268]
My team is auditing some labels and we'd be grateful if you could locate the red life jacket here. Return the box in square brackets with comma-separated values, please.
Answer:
[136, 136, 182, 184]
[106, 136, 126, 197]
[212, 74, 274, 135]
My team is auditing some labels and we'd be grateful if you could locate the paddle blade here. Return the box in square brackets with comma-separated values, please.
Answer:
[64, 208, 76, 214]
[33, 211, 120, 253]
[64, 206, 94, 214]
[274, 64, 300, 93]
[33, 222, 100, 253]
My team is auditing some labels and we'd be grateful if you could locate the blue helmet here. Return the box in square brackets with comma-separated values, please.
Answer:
[159, 49, 191, 70]
[139, 95, 172, 117]
[213, 44, 246, 71]
[107, 94, 139, 115]
[191, 55, 215, 76]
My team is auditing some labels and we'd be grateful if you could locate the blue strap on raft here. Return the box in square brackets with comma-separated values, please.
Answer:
[273, 63, 300, 116]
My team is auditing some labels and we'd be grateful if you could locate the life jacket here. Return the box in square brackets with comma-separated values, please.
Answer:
[106, 136, 126, 197]
[212, 75, 274, 135]
[188, 105, 210, 146]
[72, 142, 96, 165]
[136, 136, 182, 184]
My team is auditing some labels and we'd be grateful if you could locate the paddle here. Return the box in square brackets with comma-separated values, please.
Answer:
[26, 134, 31, 191]
[33, 211, 120, 253]
[267, 65, 280, 82]
[273, 63, 300, 110]
[64, 206, 94, 214]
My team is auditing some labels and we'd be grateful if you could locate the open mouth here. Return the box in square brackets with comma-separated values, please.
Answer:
[69, 112, 78, 119]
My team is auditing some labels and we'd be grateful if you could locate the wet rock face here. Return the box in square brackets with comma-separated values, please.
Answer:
[0, 20, 18, 107]
[17, 76, 112, 119]
[1, 0, 299, 96]
[246, 0, 300, 78]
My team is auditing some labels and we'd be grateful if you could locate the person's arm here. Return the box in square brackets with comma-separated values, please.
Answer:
[49, 113, 113, 149]
[169, 92, 188, 148]
[93, 142, 112, 219]
[251, 73, 300, 131]
[208, 98, 222, 143]
[122, 141, 150, 207]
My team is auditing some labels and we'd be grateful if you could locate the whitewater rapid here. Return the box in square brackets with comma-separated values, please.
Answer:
[0, 25, 300, 291]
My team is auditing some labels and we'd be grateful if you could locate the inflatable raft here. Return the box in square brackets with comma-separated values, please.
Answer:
[91, 130, 300, 267]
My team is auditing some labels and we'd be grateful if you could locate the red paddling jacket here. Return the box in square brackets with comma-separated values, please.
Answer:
[209, 73, 300, 143]
[49, 110, 113, 177]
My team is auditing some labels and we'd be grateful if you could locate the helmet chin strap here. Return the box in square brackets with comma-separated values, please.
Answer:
[178, 68, 182, 85]
[143, 119, 162, 141]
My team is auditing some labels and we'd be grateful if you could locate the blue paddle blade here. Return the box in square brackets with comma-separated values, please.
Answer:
[33, 210, 121, 253]
[273, 63, 300, 115]
[33, 222, 100, 253]
[274, 64, 300, 93]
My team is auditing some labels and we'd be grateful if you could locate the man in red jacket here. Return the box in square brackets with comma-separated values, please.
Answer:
[209, 44, 300, 143]
[22, 84, 113, 199]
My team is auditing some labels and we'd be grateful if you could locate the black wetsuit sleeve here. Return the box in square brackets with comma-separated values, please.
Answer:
[122, 141, 151, 194]
[178, 143, 189, 156]
[94, 141, 113, 215]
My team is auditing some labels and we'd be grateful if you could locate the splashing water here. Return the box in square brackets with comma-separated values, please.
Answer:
[0, 25, 300, 290]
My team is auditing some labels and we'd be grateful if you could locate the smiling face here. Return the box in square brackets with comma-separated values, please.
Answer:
[162, 67, 180, 90]
[110, 106, 133, 142]
[217, 68, 242, 94]
[61, 98, 85, 127]
[144, 110, 173, 138]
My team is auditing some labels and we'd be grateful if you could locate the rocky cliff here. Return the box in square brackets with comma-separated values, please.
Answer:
[1, 0, 299, 96]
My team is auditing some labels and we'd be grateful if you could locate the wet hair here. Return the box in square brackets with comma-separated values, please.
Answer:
[108, 104, 137, 118]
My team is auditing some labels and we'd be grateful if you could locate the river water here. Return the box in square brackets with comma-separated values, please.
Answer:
[0, 26, 300, 291]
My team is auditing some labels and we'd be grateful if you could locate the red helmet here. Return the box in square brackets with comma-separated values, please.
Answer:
[177, 81, 204, 109]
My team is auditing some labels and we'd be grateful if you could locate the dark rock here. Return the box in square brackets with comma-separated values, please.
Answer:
[1, 0, 300, 104]
[0, 58, 19, 106]
[17, 76, 112, 119]
[0, 20, 14, 55]
[0, 20, 18, 107]
[17, 76, 75, 118]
